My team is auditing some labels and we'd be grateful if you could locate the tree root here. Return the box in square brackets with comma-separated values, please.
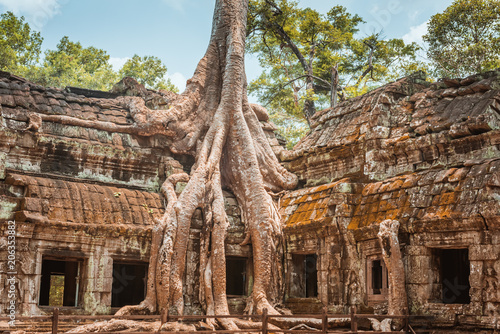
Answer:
[378, 219, 408, 330]
[288, 323, 320, 331]
[66, 319, 161, 333]
[369, 318, 393, 332]
[65, 319, 200, 333]
[268, 317, 350, 330]
[67, 1, 299, 332]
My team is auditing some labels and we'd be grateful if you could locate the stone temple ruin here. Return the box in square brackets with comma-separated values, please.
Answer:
[0, 69, 499, 332]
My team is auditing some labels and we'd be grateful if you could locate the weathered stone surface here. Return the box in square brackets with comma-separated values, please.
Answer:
[0, 72, 257, 318]
[1, 67, 499, 332]
[280, 70, 500, 330]
[282, 71, 500, 186]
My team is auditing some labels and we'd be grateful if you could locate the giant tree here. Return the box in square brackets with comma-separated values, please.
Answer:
[246, 0, 424, 128]
[247, 0, 363, 124]
[35, 0, 298, 330]
[423, 0, 500, 78]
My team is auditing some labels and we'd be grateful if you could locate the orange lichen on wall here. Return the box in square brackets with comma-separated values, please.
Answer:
[280, 178, 352, 228]
[348, 160, 500, 230]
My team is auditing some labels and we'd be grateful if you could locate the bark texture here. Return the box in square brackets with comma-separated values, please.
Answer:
[106, 0, 299, 329]
[376, 219, 408, 330]
[31, 0, 299, 330]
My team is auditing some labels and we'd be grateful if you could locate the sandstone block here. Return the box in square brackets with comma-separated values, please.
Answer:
[469, 245, 499, 261]
[406, 255, 432, 284]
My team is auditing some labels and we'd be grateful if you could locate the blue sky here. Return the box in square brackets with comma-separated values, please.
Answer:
[0, 0, 454, 91]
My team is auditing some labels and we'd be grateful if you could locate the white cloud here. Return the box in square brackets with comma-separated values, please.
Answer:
[162, 0, 184, 11]
[0, 0, 63, 30]
[403, 20, 428, 46]
[109, 57, 130, 71]
[165, 72, 187, 92]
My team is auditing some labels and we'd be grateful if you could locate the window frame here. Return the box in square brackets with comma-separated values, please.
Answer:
[38, 256, 84, 308]
[111, 260, 149, 308]
[431, 248, 471, 305]
[289, 253, 319, 299]
[366, 254, 388, 305]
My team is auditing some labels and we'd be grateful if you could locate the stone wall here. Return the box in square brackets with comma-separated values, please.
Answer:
[0, 72, 254, 316]
[1, 65, 499, 331]
[280, 70, 500, 331]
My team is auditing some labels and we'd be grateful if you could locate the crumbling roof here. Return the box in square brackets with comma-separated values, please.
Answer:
[280, 70, 500, 233]
[281, 70, 500, 186]
[0, 72, 135, 128]
[280, 178, 355, 229]
[293, 72, 429, 152]
[6, 172, 163, 227]
[280, 159, 500, 234]
[0, 71, 284, 153]
[349, 160, 500, 231]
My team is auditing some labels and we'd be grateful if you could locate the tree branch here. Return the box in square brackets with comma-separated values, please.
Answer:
[356, 41, 375, 86]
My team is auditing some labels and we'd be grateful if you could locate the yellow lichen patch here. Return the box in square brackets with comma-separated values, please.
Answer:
[281, 197, 291, 207]
[362, 182, 382, 196]
[281, 179, 352, 228]
[435, 205, 456, 219]
[402, 174, 419, 188]
[6, 172, 163, 226]
[386, 179, 405, 192]
[385, 209, 400, 220]
[439, 192, 458, 205]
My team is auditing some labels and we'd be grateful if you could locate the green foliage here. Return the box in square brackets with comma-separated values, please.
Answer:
[0, 12, 179, 93]
[247, 0, 362, 114]
[423, 0, 500, 78]
[119, 54, 178, 92]
[28, 36, 118, 90]
[345, 35, 428, 97]
[268, 109, 309, 149]
[0, 11, 43, 71]
[247, 0, 425, 145]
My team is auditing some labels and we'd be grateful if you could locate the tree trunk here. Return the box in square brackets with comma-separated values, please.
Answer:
[265, 10, 316, 124]
[34, 0, 298, 330]
[330, 64, 339, 108]
[377, 219, 408, 331]
[110, 0, 299, 328]
[303, 71, 316, 123]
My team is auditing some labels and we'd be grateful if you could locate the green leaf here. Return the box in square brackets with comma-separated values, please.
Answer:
[423, 0, 500, 77]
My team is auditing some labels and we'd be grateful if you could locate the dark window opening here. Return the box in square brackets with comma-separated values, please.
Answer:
[226, 257, 247, 296]
[290, 254, 318, 298]
[39, 259, 81, 307]
[305, 254, 318, 298]
[372, 260, 383, 294]
[367, 256, 388, 303]
[439, 249, 471, 304]
[112, 262, 148, 307]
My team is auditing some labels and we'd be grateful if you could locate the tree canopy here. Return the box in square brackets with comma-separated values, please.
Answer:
[0, 12, 178, 92]
[246, 0, 425, 147]
[119, 54, 178, 92]
[0, 11, 42, 71]
[423, 0, 500, 78]
[26, 36, 118, 91]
